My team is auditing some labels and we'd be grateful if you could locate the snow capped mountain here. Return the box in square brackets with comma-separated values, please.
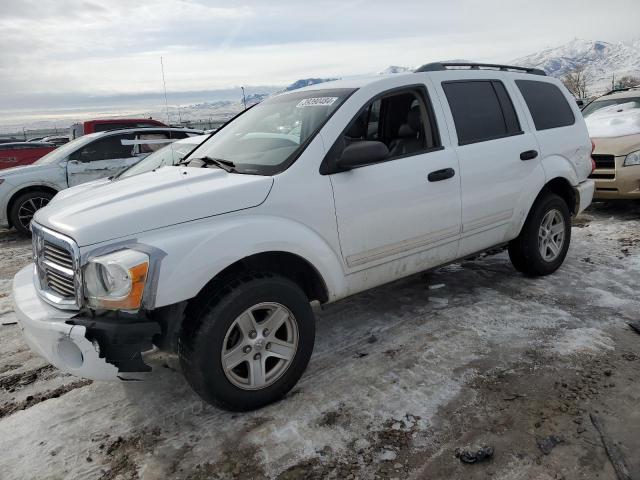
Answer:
[378, 65, 414, 75]
[511, 38, 640, 93]
[284, 78, 339, 92]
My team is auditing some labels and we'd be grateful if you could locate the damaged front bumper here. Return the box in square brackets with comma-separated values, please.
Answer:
[12, 264, 159, 381]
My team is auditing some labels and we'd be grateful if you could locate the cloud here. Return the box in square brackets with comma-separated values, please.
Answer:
[0, 0, 638, 104]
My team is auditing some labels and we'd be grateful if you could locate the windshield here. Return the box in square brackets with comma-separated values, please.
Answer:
[582, 97, 640, 117]
[33, 134, 97, 165]
[187, 88, 355, 175]
[118, 137, 205, 179]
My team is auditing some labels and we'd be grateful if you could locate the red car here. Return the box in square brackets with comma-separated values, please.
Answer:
[70, 118, 167, 139]
[0, 142, 56, 170]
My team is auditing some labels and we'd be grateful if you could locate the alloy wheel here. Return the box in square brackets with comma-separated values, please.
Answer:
[221, 302, 299, 390]
[17, 197, 50, 230]
[538, 209, 565, 262]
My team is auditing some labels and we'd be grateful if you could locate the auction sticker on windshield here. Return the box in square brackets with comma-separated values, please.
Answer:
[296, 97, 338, 108]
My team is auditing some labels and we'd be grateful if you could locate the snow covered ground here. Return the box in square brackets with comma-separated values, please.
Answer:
[0, 202, 639, 479]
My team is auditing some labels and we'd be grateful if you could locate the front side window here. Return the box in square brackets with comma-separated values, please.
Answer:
[187, 88, 355, 175]
[516, 80, 575, 130]
[331, 87, 440, 164]
[443, 80, 521, 145]
[69, 134, 134, 162]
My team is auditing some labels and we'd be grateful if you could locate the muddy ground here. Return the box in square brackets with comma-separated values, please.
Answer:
[0, 201, 639, 480]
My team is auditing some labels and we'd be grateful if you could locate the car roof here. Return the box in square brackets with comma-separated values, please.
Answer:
[293, 75, 409, 93]
[84, 127, 203, 139]
[0, 142, 54, 148]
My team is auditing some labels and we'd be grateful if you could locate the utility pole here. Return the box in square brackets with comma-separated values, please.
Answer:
[241, 86, 247, 110]
[160, 57, 171, 125]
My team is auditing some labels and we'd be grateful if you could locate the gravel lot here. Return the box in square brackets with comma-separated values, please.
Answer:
[0, 202, 639, 480]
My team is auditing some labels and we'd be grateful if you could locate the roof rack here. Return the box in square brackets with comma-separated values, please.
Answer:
[415, 62, 546, 76]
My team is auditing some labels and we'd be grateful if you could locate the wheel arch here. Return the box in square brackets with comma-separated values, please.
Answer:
[195, 251, 330, 305]
[513, 176, 576, 238]
[6, 184, 59, 227]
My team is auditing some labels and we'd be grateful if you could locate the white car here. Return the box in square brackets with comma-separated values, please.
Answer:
[13, 63, 594, 411]
[50, 135, 208, 202]
[0, 127, 202, 234]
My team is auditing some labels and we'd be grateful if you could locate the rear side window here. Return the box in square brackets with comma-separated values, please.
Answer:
[516, 80, 575, 130]
[443, 80, 521, 145]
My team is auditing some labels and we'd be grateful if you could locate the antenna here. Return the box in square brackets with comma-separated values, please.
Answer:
[160, 56, 171, 125]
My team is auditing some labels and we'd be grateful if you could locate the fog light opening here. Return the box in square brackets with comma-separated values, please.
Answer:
[57, 339, 84, 369]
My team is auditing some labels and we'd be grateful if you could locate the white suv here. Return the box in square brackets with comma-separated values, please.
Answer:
[13, 63, 594, 411]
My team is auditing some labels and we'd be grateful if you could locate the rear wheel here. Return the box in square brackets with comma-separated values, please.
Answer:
[9, 190, 54, 236]
[508, 192, 571, 276]
[179, 273, 315, 411]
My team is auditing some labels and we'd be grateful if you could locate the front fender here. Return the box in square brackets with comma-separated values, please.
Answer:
[143, 214, 347, 308]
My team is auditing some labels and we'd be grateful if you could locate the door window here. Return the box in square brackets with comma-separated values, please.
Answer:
[69, 134, 134, 162]
[442, 80, 521, 145]
[330, 87, 440, 168]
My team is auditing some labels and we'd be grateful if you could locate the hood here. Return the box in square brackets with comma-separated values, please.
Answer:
[34, 166, 274, 246]
[592, 135, 640, 157]
[49, 178, 111, 205]
[586, 103, 640, 143]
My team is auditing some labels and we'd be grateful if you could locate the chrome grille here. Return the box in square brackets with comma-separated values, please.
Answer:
[31, 223, 81, 310]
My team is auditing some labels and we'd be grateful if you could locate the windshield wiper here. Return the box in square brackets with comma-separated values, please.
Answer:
[180, 156, 237, 173]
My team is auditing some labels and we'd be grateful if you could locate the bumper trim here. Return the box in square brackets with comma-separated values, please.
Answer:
[573, 179, 595, 215]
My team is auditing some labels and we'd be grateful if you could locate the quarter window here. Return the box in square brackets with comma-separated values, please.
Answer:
[516, 80, 575, 130]
[442, 80, 521, 145]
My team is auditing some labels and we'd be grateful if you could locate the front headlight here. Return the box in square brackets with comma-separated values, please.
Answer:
[83, 250, 149, 310]
[624, 150, 640, 167]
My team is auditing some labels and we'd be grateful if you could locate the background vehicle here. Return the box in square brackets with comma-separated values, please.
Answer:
[40, 135, 69, 146]
[70, 118, 167, 139]
[0, 127, 202, 234]
[0, 142, 56, 170]
[14, 64, 594, 411]
[584, 87, 640, 199]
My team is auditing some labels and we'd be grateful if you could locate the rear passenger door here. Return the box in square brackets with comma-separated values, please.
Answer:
[437, 78, 544, 257]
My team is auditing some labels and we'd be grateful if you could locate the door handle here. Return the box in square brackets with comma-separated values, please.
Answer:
[520, 150, 538, 161]
[428, 168, 455, 182]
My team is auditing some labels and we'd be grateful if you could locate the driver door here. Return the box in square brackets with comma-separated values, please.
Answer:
[328, 86, 462, 274]
[66, 133, 135, 186]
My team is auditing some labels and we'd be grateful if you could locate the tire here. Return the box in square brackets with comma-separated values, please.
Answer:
[179, 272, 315, 411]
[9, 190, 54, 236]
[508, 192, 571, 277]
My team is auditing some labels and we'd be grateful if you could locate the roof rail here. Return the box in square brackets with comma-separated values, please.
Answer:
[415, 62, 546, 76]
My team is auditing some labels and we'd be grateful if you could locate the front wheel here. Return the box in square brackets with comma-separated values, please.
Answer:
[179, 273, 315, 411]
[9, 190, 54, 236]
[508, 192, 571, 276]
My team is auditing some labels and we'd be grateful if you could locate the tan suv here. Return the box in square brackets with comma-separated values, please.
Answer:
[583, 87, 640, 199]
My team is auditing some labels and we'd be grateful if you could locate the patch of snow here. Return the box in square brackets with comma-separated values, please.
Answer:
[553, 328, 615, 356]
[586, 103, 640, 137]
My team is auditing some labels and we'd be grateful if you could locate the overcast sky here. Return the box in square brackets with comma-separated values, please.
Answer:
[0, 0, 639, 108]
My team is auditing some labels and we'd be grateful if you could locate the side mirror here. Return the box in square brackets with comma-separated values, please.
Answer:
[336, 141, 389, 170]
[576, 99, 585, 108]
